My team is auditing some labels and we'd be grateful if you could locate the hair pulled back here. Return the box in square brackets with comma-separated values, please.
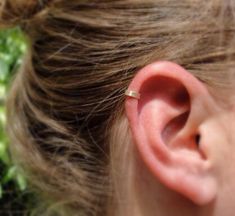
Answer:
[1, 0, 235, 215]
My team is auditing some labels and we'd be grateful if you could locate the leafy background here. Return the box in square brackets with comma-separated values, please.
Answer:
[0, 27, 30, 214]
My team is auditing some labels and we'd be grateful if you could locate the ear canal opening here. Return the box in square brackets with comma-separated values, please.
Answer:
[195, 134, 201, 147]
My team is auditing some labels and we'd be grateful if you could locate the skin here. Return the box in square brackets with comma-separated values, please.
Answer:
[121, 61, 235, 216]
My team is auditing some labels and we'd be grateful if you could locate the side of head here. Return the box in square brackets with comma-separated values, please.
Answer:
[1, 0, 235, 215]
[123, 61, 235, 216]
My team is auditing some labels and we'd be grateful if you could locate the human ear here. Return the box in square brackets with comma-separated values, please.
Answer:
[125, 61, 218, 205]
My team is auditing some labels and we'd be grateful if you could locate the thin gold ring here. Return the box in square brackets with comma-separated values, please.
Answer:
[125, 90, 140, 99]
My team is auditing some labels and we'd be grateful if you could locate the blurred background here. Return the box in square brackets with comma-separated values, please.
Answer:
[0, 27, 31, 215]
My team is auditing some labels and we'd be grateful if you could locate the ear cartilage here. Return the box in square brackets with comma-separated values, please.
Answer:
[125, 90, 140, 99]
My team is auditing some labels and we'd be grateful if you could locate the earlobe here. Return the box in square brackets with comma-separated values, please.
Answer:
[125, 61, 218, 205]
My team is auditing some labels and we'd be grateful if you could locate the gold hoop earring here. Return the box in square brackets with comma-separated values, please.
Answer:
[125, 90, 140, 99]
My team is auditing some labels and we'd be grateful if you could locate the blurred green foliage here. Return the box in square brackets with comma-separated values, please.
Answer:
[0, 27, 27, 198]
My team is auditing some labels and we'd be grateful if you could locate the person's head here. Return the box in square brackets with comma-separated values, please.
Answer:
[1, 0, 235, 215]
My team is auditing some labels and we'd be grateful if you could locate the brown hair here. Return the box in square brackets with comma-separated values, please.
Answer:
[1, 0, 235, 215]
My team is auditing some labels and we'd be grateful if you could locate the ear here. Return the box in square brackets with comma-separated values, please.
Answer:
[125, 61, 218, 205]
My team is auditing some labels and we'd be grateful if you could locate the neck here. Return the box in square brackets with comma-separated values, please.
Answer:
[113, 153, 214, 216]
